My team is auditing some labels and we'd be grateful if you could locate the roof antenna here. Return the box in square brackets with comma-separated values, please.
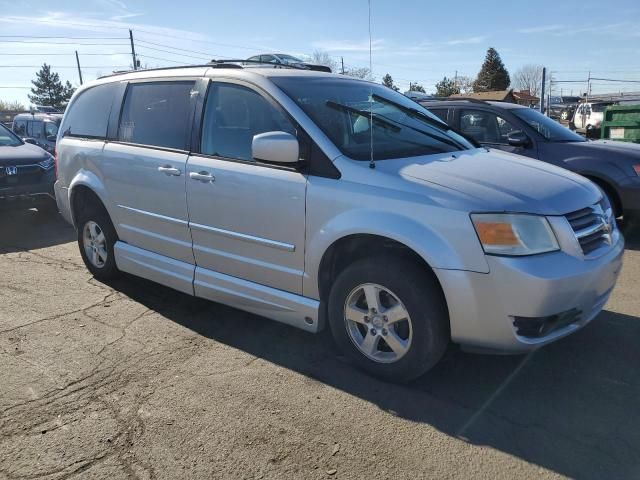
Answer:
[368, 0, 375, 169]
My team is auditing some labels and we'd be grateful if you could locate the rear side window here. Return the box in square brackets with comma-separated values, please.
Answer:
[13, 119, 27, 136]
[427, 108, 448, 123]
[28, 121, 44, 139]
[118, 81, 194, 150]
[200, 83, 294, 161]
[61, 84, 117, 139]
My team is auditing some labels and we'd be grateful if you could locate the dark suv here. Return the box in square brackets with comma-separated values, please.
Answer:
[422, 99, 640, 221]
[0, 122, 57, 213]
[12, 112, 62, 154]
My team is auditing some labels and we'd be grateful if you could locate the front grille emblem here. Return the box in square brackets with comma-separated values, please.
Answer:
[5, 166, 17, 176]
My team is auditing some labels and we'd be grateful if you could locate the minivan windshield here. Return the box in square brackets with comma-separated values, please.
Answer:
[0, 123, 22, 147]
[512, 108, 585, 142]
[271, 77, 474, 160]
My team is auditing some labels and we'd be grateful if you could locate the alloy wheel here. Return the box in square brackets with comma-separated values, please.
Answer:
[343, 283, 413, 363]
[82, 221, 108, 268]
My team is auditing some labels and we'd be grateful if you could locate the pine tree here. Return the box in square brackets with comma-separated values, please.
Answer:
[472, 48, 510, 92]
[408, 82, 426, 93]
[434, 76, 460, 97]
[28, 64, 75, 108]
[382, 74, 399, 92]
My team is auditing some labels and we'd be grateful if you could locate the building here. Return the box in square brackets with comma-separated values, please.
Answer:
[450, 89, 539, 107]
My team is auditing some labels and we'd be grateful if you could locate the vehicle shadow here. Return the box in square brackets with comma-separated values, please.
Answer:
[105, 274, 640, 480]
[620, 219, 640, 251]
[0, 209, 75, 252]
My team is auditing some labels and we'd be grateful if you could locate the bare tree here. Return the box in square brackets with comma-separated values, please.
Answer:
[344, 66, 373, 81]
[456, 76, 474, 94]
[0, 99, 26, 111]
[512, 64, 544, 97]
[311, 51, 337, 72]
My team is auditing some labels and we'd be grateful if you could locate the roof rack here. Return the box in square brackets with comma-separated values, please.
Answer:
[98, 58, 328, 80]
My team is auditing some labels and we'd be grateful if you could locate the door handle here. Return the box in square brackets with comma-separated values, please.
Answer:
[189, 171, 215, 183]
[158, 165, 182, 176]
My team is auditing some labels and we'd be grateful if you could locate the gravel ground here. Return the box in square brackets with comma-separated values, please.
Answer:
[1, 209, 639, 480]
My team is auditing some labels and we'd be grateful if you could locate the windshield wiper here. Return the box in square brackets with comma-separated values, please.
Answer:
[371, 94, 450, 130]
[326, 101, 400, 132]
[371, 94, 479, 148]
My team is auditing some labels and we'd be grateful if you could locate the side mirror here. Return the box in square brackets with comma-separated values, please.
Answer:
[46, 135, 57, 142]
[23, 137, 37, 145]
[252, 131, 299, 164]
[507, 130, 530, 147]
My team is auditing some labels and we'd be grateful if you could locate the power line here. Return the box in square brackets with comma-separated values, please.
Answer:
[135, 39, 230, 59]
[0, 35, 126, 40]
[136, 45, 211, 61]
[0, 65, 129, 69]
[0, 40, 129, 45]
[0, 52, 130, 56]
[136, 54, 190, 65]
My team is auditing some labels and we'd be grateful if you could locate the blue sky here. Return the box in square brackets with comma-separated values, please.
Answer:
[1, 0, 639, 105]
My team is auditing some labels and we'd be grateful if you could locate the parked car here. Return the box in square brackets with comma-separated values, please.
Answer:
[55, 66, 622, 382]
[245, 53, 331, 72]
[423, 99, 640, 221]
[0, 122, 57, 213]
[572, 101, 615, 138]
[12, 112, 63, 154]
[547, 96, 581, 122]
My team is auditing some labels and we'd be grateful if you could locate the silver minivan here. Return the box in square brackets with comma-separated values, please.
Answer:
[55, 65, 624, 382]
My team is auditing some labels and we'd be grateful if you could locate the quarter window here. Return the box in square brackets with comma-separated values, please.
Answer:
[118, 82, 194, 150]
[428, 108, 448, 123]
[460, 109, 517, 144]
[61, 83, 118, 139]
[200, 83, 295, 161]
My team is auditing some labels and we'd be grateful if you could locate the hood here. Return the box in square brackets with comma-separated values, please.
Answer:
[377, 148, 601, 215]
[573, 139, 640, 157]
[0, 142, 50, 167]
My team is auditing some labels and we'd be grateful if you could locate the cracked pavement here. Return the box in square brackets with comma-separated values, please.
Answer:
[1, 209, 639, 479]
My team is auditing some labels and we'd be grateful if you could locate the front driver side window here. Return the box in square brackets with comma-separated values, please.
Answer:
[200, 83, 295, 161]
[460, 109, 517, 144]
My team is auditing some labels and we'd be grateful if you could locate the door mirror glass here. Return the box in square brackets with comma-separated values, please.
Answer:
[252, 131, 299, 164]
[507, 130, 530, 147]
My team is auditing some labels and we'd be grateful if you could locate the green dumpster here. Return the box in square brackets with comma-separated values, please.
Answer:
[601, 104, 640, 143]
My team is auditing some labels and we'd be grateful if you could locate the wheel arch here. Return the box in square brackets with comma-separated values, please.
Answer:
[68, 170, 111, 227]
[581, 173, 623, 217]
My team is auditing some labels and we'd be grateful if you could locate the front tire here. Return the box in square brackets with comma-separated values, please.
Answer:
[77, 206, 120, 280]
[328, 256, 449, 383]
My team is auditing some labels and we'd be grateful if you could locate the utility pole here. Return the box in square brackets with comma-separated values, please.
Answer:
[454, 70, 458, 89]
[75, 50, 83, 85]
[341, 57, 345, 75]
[540, 67, 546, 114]
[129, 29, 138, 70]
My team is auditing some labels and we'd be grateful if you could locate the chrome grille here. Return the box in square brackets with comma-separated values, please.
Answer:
[565, 201, 614, 256]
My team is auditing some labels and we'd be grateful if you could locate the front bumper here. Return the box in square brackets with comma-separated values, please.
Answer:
[0, 169, 55, 208]
[435, 234, 624, 353]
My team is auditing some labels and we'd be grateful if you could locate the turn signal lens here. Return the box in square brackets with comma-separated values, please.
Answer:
[474, 222, 520, 246]
[633, 164, 640, 176]
[471, 214, 559, 256]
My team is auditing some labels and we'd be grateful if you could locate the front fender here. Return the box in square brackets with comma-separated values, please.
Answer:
[303, 208, 489, 299]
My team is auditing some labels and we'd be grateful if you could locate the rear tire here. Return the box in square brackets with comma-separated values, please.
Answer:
[76, 205, 120, 281]
[328, 256, 449, 383]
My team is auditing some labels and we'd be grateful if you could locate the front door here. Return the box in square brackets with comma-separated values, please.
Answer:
[186, 81, 307, 294]
[102, 80, 196, 265]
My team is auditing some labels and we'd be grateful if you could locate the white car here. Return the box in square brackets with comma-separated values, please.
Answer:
[573, 102, 614, 138]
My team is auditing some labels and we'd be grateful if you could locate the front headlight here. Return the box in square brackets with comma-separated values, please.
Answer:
[38, 155, 54, 170]
[471, 213, 559, 256]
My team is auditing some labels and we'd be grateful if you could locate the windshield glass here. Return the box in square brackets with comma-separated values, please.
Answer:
[0, 123, 22, 146]
[278, 54, 303, 63]
[512, 108, 585, 142]
[272, 77, 473, 160]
